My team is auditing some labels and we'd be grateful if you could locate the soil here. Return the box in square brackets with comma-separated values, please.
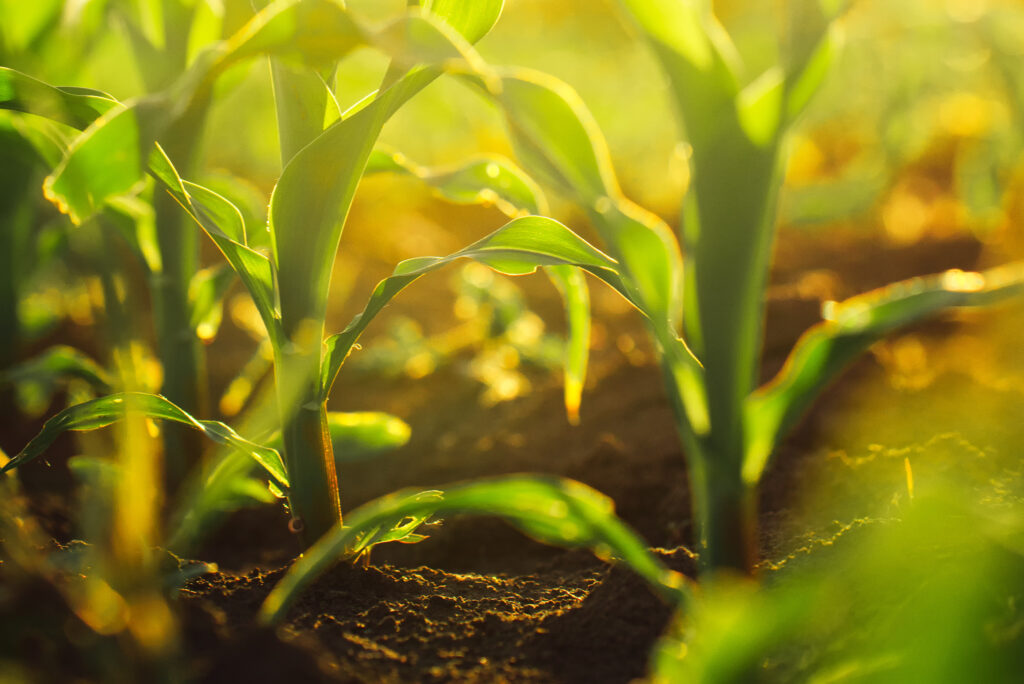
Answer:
[1, 224, 1017, 683]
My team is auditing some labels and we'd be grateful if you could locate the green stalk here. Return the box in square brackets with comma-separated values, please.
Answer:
[270, 59, 342, 543]
[273, 338, 342, 544]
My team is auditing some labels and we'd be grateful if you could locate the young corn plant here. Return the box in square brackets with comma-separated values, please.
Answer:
[450, 0, 1024, 575]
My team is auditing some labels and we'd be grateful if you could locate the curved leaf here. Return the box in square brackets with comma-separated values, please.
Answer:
[268, 9, 496, 339]
[0, 67, 119, 128]
[365, 147, 546, 217]
[0, 345, 113, 395]
[744, 263, 1024, 483]
[259, 475, 690, 624]
[321, 216, 631, 397]
[468, 69, 685, 338]
[364, 147, 589, 422]
[2, 392, 287, 486]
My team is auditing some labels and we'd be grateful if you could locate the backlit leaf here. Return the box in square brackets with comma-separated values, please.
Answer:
[744, 263, 1024, 483]
[320, 216, 631, 397]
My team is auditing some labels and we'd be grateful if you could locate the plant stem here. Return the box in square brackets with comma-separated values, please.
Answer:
[660, 355, 758, 576]
[274, 341, 342, 545]
[689, 451, 758, 576]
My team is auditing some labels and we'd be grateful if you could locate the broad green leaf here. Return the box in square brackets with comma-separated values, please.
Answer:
[271, 59, 332, 166]
[2, 392, 287, 486]
[259, 475, 690, 624]
[618, 0, 784, 461]
[420, 0, 504, 44]
[0, 67, 119, 128]
[320, 216, 631, 397]
[744, 263, 1024, 483]
[268, 8, 495, 344]
[365, 147, 546, 217]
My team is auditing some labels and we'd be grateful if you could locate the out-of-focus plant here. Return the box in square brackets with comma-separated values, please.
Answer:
[648, 482, 1024, 683]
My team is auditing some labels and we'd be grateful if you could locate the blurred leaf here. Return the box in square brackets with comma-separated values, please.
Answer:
[745, 262, 1024, 482]
[265, 411, 411, 463]
[545, 265, 589, 424]
[366, 146, 546, 217]
[0, 346, 113, 411]
[259, 475, 689, 624]
[3, 392, 287, 486]
[321, 216, 632, 397]
[419, 0, 504, 44]
[188, 263, 236, 341]
[325, 411, 411, 462]
[472, 69, 685, 339]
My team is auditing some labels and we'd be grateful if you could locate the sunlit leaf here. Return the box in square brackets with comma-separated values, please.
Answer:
[268, 8, 496, 343]
[366, 147, 545, 217]
[2, 392, 287, 486]
[744, 263, 1024, 483]
[470, 69, 685, 337]
[320, 216, 632, 397]
[259, 475, 689, 624]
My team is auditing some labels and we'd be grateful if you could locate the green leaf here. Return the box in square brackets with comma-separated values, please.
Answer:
[0, 67, 119, 128]
[320, 216, 631, 397]
[259, 475, 690, 624]
[744, 263, 1024, 483]
[618, 0, 784, 459]
[3, 392, 288, 486]
[545, 265, 590, 424]
[365, 146, 546, 217]
[364, 147, 588, 423]
[420, 0, 504, 44]
[0, 345, 113, 398]
[471, 70, 685, 336]
[265, 411, 411, 462]
[325, 411, 411, 462]
[188, 263, 236, 341]
[40, 1, 494, 225]
[268, 8, 496, 343]
[149, 150, 282, 345]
